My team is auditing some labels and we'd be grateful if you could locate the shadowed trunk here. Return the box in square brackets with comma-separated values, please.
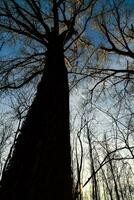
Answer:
[0, 37, 73, 200]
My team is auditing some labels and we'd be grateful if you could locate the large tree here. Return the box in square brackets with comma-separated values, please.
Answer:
[0, 0, 97, 200]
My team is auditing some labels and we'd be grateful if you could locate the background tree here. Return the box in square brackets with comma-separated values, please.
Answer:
[70, 0, 134, 199]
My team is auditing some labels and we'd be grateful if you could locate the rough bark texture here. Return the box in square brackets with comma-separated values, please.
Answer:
[0, 37, 73, 200]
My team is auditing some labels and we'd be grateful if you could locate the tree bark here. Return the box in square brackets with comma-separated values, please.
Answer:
[0, 38, 73, 200]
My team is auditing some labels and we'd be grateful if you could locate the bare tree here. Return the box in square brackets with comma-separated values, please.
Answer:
[0, 0, 99, 200]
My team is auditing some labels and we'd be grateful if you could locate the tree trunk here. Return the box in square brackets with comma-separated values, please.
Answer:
[0, 39, 73, 200]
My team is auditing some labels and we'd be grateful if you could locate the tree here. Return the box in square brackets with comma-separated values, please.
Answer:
[0, 0, 97, 200]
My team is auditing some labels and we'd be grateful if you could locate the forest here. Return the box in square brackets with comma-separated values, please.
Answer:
[0, 0, 134, 200]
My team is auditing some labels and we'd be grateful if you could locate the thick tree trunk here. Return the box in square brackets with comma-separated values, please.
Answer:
[0, 41, 73, 200]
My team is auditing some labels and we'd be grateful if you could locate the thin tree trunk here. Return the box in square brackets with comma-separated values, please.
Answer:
[0, 40, 73, 200]
[87, 127, 98, 200]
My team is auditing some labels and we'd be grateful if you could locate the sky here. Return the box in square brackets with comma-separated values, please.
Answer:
[0, 1, 134, 196]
